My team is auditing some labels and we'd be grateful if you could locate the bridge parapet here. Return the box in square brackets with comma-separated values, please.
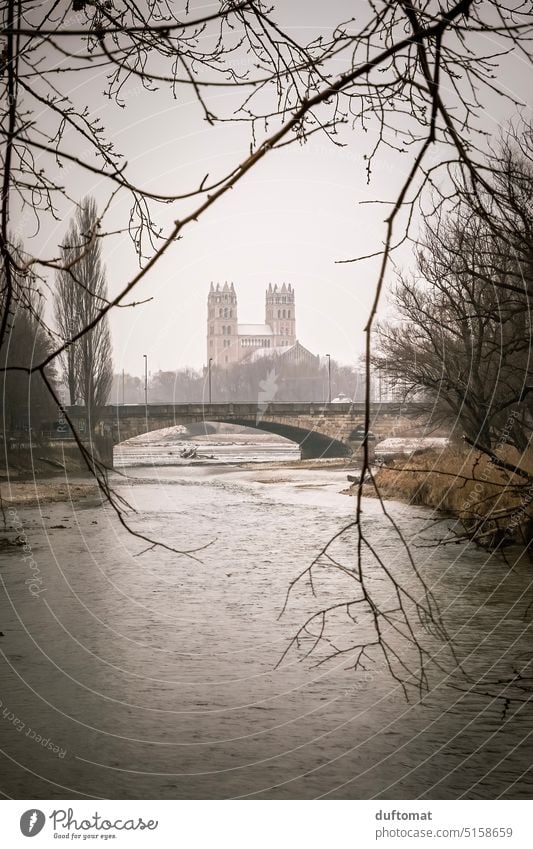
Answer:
[65, 401, 430, 461]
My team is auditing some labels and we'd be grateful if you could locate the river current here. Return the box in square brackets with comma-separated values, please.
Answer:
[0, 442, 532, 799]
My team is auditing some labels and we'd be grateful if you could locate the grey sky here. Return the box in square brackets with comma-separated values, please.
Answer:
[22, 1, 533, 376]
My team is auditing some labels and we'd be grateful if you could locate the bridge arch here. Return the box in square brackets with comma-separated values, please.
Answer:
[218, 418, 349, 459]
[111, 417, 349, 460]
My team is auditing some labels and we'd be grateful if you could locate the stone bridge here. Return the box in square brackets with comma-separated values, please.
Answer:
[67, 401, 429, 462]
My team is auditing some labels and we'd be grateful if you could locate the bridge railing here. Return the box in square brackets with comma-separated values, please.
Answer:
[66, 401, 423, 418]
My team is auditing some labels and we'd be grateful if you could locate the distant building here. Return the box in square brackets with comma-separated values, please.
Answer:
[206, 282, 317, 367]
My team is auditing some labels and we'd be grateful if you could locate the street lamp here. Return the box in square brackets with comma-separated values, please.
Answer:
[326, 353, 331, 404]
[143, 354, 148, 412]
[208, 357, 213, 404]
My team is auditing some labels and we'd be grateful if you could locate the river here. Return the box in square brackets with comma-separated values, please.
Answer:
[0, 441, 532, 799]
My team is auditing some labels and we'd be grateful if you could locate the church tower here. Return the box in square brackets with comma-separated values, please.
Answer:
[265, 283, 296, 348]
[207, 282, 239, 365]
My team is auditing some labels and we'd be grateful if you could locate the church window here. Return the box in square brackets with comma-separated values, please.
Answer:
[288, 310, 291, 318]
[227, 325, 231, 334]
[278, 309, 281, 318]
[282, 309, 286, 318]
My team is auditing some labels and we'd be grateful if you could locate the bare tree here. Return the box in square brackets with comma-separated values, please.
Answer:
[374, 238, 528, 449]
[0, 247, 56, 435]
[54, 197, 113, 419]
[54, 249, 80, 407]
[375, 129, 533, 452]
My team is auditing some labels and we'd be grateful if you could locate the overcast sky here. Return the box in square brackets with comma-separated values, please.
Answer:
[24, 1, 532, 376]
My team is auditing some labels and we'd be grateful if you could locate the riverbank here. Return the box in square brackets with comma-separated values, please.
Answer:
[357, 444, 533, 546]
[0, 478, 99, 507]
[1, 443, 97, 478]
[239, 456, 352, 472]
[0, 445, 99, 506]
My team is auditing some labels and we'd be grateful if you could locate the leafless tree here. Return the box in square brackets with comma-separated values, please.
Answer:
[54, 197, 113, 418]
[54, 248, 81, 407]
[2, 1, 533, 690]
[453, 123, 533, 304]
[0, 246, 56, 435]
[374, 199, 532, 451]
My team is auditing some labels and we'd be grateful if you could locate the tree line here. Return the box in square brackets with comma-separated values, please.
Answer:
[111, 358, 367, 406]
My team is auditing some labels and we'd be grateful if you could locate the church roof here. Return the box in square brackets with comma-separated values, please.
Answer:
[289, 340, 314, 354]
[237, 324, 273, 336]
[247, 346, 284, 362]
[247, 339, 317, 363]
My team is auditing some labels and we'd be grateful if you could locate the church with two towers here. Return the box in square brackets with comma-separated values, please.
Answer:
[206, 282, 317, 367]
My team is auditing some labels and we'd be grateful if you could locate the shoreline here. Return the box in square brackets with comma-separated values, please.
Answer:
[0, 478, 100, 508]
[352, 446, 533, 547]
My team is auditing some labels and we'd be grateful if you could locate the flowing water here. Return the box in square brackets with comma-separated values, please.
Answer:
[0, 442, 532, 799]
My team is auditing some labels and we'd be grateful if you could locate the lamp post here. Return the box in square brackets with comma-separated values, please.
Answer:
[326, 353, 331, 404]
[208, 357, 213, 404]
[122, 368, 125, 405]
[143, 354, 148, 413]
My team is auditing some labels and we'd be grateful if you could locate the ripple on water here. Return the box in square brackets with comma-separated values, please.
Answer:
[0, 457, 532, 799]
